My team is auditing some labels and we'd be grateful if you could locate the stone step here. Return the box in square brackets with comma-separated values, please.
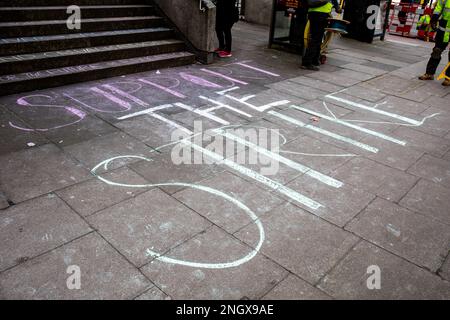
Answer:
[0, 16, 165, 37]
[0, 0, 148, 6]
[0, 5, 155, 22]
[0, 51, 195, 96]
[0, 39, 186, 75]
[0, 27, 174, 56]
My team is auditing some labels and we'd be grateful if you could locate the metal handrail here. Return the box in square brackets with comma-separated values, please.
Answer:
[199, 0, 216, 12]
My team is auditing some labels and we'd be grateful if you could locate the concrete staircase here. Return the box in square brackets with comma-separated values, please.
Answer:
[0, 0, 196, 96]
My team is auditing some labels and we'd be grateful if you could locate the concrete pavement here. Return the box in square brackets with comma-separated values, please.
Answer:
[0, 22, 449, 300]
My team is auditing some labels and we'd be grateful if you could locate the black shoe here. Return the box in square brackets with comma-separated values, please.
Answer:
[312, 61, 321, 66]
[301, 65, 320, 71]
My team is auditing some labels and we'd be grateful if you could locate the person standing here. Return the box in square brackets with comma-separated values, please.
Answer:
[419, 0, 450, 86]
[301, 0, 341, 71]
[215, 0, 238, 58]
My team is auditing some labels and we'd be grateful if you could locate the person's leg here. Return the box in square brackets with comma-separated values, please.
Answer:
[312, 13, 329, 65]
[302, 12, 328, 67]
[216, 23, 225, 51]
[224, 25, 232, 53]
[445, 44, 450, 77]
[424, 29, 447, 76]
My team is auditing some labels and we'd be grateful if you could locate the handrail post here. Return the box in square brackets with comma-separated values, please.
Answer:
[200, 0, 206, 12]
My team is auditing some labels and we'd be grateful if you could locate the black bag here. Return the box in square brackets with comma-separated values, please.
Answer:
[307, 0, 330, 8]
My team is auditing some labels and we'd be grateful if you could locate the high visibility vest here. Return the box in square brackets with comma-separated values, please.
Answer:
[435, 0, 450, 19]
[434, 0, 450, 41]
[417, 14, 431, 27]
[309, 2, 333, 13]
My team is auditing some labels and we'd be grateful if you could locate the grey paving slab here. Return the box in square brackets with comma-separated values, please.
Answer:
[141, 226, 288, 300]
[332, 157, 418, 202]
[114, 115, 188, 149]
[418, 81, 450, 98]
[362, 60, 403, 72]
[0, 191, 9, 210]
[407, 155, 450, 189]
[235, 202, 359, 283]
[56, 166, 150, 217]
[243, 88, 309, 110]
[332, 69, 376, 82]
[341, 63, 387, 77]
[326, 57, 354, 68]
[221, 149, 304, 187]
[400, 179, 450, 225]
[305, 71, 361, 87]
[42, 115, 118, 148]
[393, 84, 439, 103]
[205, 87, 307, 118]
[444, 150, 450, 162]
[334, 48, 380, 60]
[0, 233, 150, 300]
[265, 107, 379, 155]
[335, 110, 401, 135]
[373, 95, 430, 115]
[325, 52, 369, 65]
[87, 189, 211, 267]
[340, 85, 387, 102]
[423, 95, 450, 112]
[135, 286, 171, 300]
[129, 151, 224, 194]
[412, 107, 450, 138]
[267, 80, 329, 101]
[262, 274, 331, 300]
[0, 194, 91, 272]
[1, 95, 112, 140]
[63, 131, 153, 172]
[346, 198, 450, 272]
[0, 144, 91, 203]
[361, 75, 424, 95]
[320, 91, 364, 108]
[0, 107, 49, 156]
[173, 171, 284, 234]
[173, 110, 251, 133]
[439, 256, 450, 281]
[318, 241, 450, 299]
[281, 134, 355, 174]
[392, 126, 450, 157]
[284, 174, 375, 227]
[298, 99, 356, 118]
[247, 118, 306, 144]
[359, 135, 424, 171]
[360, 54, 410, 68]
[288, 76, 345, 93]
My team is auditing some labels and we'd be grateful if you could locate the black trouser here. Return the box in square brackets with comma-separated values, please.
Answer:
[426, 20, 450, 76]
[302, 11, 329, 66]
[216, 22, 233, 52]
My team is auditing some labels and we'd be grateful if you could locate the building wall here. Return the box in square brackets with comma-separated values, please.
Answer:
[153, 0, 216, 61]
[244, 0, 273, 26]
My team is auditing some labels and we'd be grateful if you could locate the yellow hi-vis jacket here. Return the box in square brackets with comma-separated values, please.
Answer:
[309, 2, 333, 13]
[417, 14, 431, 29]
[434, 0, 450, 42]
[418, 14, 431, 26]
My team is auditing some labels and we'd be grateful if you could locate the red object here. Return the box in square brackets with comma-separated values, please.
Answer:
[387, 3, 435, 41]
[218, 51, 233, 58]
